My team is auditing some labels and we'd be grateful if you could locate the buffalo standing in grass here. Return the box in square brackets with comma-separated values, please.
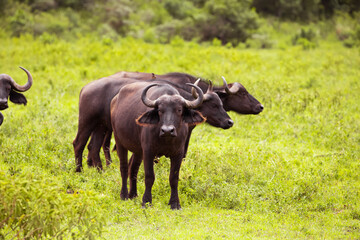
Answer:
[111, 82, 205, 209]
[73, 77, 232, 172]
[0, 67, 33, 126]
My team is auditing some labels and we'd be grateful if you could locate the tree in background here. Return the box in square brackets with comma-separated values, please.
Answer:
[196, 0, 259, 45]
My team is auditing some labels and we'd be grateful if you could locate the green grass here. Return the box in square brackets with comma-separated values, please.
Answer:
[0, 34, 359, 239]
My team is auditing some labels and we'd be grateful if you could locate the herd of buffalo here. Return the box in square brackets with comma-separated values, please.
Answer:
[0, 67, 263, 209]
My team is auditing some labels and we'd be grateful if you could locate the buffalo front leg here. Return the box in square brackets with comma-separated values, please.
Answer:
[128, 153, 143, 199]
[183, 127, 194, 158]
[142, 151, 156, 207]
[115, 142, 129, 200]
[169, 154, 183, 210]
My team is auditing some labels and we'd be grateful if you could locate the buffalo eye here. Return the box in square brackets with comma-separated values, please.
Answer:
[211, 103, 218, 109]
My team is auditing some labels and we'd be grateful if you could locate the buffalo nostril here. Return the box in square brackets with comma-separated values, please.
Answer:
[259, 104, 264, 110]
[228, 119, 234, 126]
[160, 125, 177, 137]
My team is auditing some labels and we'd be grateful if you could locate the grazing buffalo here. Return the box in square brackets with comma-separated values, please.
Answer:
[0, 67, 33, 126]
[111, 82, 205, 209]
[73, 77, 232, 172]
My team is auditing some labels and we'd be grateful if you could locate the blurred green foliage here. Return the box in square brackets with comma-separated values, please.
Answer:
[0, 0, 359, 46]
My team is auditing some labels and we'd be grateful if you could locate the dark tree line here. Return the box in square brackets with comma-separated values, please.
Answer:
[0, 0, 359, 45]
[252, 0, 360, 21]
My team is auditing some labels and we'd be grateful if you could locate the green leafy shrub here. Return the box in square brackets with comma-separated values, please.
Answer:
[253, 0, 321, 22]
[292, 27, 317, 49]
[0, 171, 105, 239]
[196, 0, 259, 45]
[9, 8, 33, 37]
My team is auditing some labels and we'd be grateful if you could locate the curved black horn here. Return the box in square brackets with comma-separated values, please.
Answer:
[9, 67, 33, 92]
[184, 83, 204, 109]
[141, 84, 158, 108]
[222, 76, 240, 95]
[191, 78, 201, 98]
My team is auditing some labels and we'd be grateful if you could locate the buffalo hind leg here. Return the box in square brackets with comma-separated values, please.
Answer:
[73, 121, 97, 172]
[87, 125, 107, 171]
[86, 132, 95, 167]
[169, 154, 183, 210]
[102, 130, 112, 166]
[128, 153, 143, 199]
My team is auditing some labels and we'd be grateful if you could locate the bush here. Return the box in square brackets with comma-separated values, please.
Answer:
[0, 171, 105, 239]
[292, 27, 317, 49]
[195, 0, 259, 45]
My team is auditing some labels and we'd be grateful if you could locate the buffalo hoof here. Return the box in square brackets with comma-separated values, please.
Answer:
[120, 192, 129, 200]
[75, 166, 83, 172]
[129, 192, 138, 199]
[169, 202, 181, 210]
[142, 202, 152, 208]
[0, 112, 3, 126]
[106, 159, 112, 166]
[87, 157, 93, 167]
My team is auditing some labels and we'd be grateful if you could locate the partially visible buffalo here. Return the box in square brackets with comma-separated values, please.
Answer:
[0, 67, 33, 126]
[73, 77, 232, 172]
[115, 71, 264, 114]
[111, 82, 205, 209]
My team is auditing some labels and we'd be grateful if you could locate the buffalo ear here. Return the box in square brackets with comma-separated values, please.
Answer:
[136, 109, 159, 126]
[183, 109, 206, 126]
[216, 91, 228, 100]
[9, 90, 27, 105]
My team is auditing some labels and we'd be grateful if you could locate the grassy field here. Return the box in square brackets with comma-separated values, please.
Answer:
[0, 33, 359, 239]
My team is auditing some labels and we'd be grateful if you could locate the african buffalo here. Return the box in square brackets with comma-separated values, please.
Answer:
[73, 77, 232, 172]
[111, 82, 205, 209]
[0, 67, 33, 126]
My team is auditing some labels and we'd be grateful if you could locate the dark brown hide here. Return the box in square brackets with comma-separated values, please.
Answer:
[111, 82, 205, 209]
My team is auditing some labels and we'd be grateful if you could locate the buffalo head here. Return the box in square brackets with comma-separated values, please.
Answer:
[192, 79, 234, 129]
[218, 76, 263, 114]
[0, 67, 33, 111]
[136, 83, 205, 137]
